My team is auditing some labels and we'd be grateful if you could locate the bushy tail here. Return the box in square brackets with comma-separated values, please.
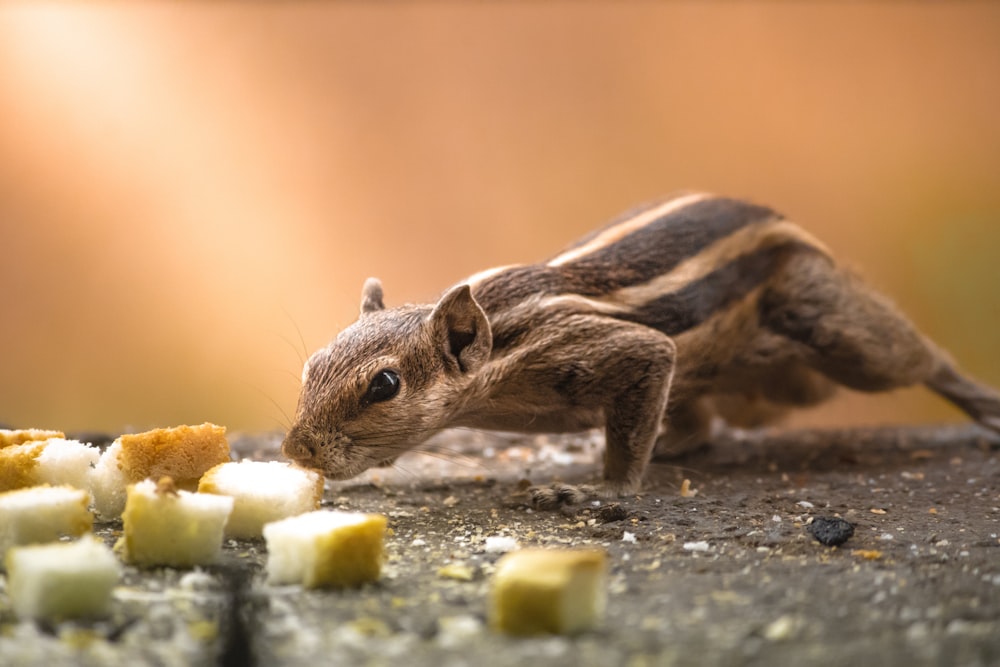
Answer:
[926, 362, 1000, 434]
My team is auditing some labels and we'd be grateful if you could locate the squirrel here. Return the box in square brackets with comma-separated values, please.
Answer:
[282, 193, 1000, 500]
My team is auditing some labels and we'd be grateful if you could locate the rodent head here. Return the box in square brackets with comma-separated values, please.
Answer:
[281, 277, 492, 480]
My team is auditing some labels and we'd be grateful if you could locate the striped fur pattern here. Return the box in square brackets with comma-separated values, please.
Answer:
[283, 193, 1000, 497]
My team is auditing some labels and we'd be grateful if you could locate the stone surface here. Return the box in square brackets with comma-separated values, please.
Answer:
[2, 424, 1000, 666]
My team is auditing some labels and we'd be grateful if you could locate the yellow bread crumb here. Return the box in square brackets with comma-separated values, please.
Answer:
[0, 485, 93, 558]
[198, 461, 324, 538]
[0, 429, 64, 448]
[490, 548, 607, 635]
[91, 423, 232, 518]
[118, 423, 231, 482]
[118, 477, 233, 568]
[680, 478, 698, 497]
[263, 510, 387, 588]
[6, 536, 120, 621]
[0, 442, 44, 491]
[0, 439, 101, 493]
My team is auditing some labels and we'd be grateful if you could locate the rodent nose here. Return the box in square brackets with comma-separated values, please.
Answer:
[281, 429, 316, 462]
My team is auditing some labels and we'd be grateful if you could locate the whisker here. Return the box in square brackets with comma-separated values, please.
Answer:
[281, 305, 311, 364]
[352, 425, 485, 444]
[267, 416, 289, 432]
[647, 428, 708, 477]
[351, 427, 440, 444]
[418, 442, 483, 461]
[239, 380, 293, 430]
[382, 461, 421, 483]
[409, 447, 485, 471]
[268, 329, 306, 368]
[284, 368, 304, 387]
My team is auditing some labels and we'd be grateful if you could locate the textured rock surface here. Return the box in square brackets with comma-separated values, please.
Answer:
[1, 424, 999, 666]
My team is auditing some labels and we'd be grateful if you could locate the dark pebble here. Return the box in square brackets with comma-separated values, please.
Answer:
[808, 516, 855, 547]
[598, 503, 629, 523]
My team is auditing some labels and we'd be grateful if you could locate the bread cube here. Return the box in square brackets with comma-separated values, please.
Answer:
[0, 485, 93, 559]
[118, 477, 234, 568]
[90, 423, 231, 518]
[263, 510, 387, 588]
[0, 429, 64, 448]
[198, 461, 324, 538]
[6, 535, 120, 621]
[0, 438, 100, 492]
[489, 548, 608, 635]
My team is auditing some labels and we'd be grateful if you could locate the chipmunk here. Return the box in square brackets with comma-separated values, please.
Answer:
[282, 193, 1000, 501]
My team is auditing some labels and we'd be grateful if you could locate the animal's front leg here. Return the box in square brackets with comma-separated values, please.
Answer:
[529, 322, 676, 508]
[601, 344, 677, 494]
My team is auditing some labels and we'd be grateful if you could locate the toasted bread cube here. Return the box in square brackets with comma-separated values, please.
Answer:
[490, 548, 608, 635]
[198, 461, 324, 538]
[91, 423, 231, 518]
[0, 485, 93, 559]
[263, 510, 387, 588]
[0, 429, 64, 448]
[0, 441, 46, 491]
[6, 535, 120, 621]
[0, 438, 100, 493]
[118, 478, 234, 567]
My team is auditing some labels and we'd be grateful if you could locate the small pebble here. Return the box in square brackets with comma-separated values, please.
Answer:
[597, 504, 629, 523]
[763, 614, 798, 641]
[484, 536, 519, 553]
[438, 563, 475, 581]
[178, 570, 218, 592]
[807, 516, 855, 547]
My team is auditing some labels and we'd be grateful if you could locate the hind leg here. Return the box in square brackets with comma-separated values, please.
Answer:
[710, 367, 834, 428]
[652, 398, 715, 459]
[758, 252, 1000, 433]
[652, 364, 836, 460]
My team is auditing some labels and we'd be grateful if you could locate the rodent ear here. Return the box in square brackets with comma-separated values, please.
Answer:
[360, 277, 385, 314]
[430, 284, 493, 374]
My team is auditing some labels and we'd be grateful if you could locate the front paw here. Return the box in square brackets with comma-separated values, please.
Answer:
[527, 481, 643, 510]
[528, 483, 598, 511]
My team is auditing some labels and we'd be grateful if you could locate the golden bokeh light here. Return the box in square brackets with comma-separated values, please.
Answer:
[1, 3, 998, 433]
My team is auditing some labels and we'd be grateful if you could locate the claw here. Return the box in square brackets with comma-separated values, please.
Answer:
[529, 483, 598, 510]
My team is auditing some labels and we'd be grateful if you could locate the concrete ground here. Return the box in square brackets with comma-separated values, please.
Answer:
[1, 424, 999, 667]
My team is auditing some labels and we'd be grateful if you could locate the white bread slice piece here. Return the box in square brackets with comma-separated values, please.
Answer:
[198, 461, 324, 538]
[489, 548, 608, 635]
[90, 423, 231, 519]
[263, 510, 387, 588]
[117, 477, 234, 568]
[6, 535, 120, 621]
[0, 429, 64, 448]
[0, 438, 100, 492]
[0, 485, 93, 559]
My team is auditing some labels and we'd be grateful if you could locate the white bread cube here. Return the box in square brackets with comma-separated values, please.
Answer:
[6, 535, 120, 621]
[0, 438, 100, 493]
[490, 548, 608, 635]
[118, 478, 234, 568]
[0, 485, 93, 559]
[263, 510, 387, 588]
[198, 461, 324, 538]
[90, 423, 231, 519]
[0, 429, 64, 448]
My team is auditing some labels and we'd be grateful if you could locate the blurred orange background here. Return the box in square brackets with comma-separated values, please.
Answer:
[1, 3, 998, 434]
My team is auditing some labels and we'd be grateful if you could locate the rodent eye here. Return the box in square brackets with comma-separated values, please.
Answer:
[366, 369, 400, 403]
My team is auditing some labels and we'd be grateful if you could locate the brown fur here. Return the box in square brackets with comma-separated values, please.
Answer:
[283, 193, 1000, 495]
